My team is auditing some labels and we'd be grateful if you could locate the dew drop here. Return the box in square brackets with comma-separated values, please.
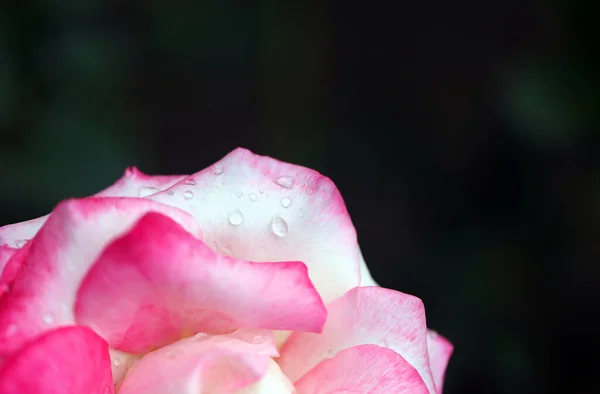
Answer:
[249, 193, 257, 201]
[214, 164, 224, 175]
[235, 192, 243, 198]
[378, 338, 389, 347]
[15, 239, 28, 248]
[167, 190, 174, 196]
[281, 197, 292, 208]
[259, 188, 264, 194]
[297, 208, 306, 218]
[185, 178, 196, 185]
[271, 216, 288, 237]
[183, 190, 194, 199]
[275, 175, 295, 189]
[228, 210, 244, 226]
[138, 186, 159, 197]
[112, 359, 121, 366]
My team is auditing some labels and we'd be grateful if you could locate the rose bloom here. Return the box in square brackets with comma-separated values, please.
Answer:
[0, 148, 452, 393]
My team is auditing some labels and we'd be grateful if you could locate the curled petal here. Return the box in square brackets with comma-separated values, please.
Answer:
[0, 325, 113, 394]
[117, 329, 277, 394]
[294, 345, 429, 394]
[278, 286, 437, 394]
[0, 198, 202, 357]
[149, 147, 361, 303]
[75, 212, 326, 353]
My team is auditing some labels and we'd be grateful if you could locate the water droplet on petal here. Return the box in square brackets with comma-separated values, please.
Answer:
[139, 186, 159, 197]
[259, 188, 265, 194]
[183, 190, 194, 199]
[271, 216, 288, 237]
[167, 190, 174, 196]
[214, 164, 224, 175]
[281, 197, 292, 208]
[229, 210, 244, 226]
[378, 338, 389, 347]
[275, 175, 295, 189]
[249, 193, 257, 201]
[112, 359, 121, 366]
[297, 208, 306, 218]
[185, 178, 196, 185]
[235, 192, 243, 198]
[15, 239, 28, 248]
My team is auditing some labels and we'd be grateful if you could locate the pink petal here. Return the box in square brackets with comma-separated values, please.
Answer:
[0, 246, 16, 278]
[427, 330, 453, 393]
[117, 329, 277, 394]
[294, 345, 429, 394]
[0, 167, 185, 248]
[359, 249, 379, 286]
[278, 286, 437, 394]
[0, 197, 202, 358]
[0, 325, 113, 394]
[75, 212, 326, 353]
[149, 147, 361, 303]
[0, 244, 30, 297]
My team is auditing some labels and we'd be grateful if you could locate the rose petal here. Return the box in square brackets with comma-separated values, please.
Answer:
[427, 330, 453, 393]
[149, 147, 361, 303]
[0, 325, 113, 394]
[294, 344, 429, 394]
[0, 244, 30, 297]
[75, 212, 326, 353]
[359, 249, 379, 286]
[0, 197, 202, 357]
[0, 167, 185, 248]
[0, 246, 16, 278]
[117, 329, 277, 394]
[278, 286, 437, 394]
[236, 358, 295, 393]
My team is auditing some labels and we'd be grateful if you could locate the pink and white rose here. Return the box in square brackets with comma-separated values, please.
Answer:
[0, 148, 452, 393]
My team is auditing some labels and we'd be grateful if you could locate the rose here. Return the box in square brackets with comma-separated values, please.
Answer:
[0, 148, 452, 393]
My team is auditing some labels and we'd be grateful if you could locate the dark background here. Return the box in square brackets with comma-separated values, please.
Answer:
[1, 1, 598, 393]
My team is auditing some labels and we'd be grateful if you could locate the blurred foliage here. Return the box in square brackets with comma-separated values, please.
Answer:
[1, 1, 599, 393]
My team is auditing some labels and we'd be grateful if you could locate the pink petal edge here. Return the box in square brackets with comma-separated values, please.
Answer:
[294, 344, 429, 394]
[427, 330, 454, 393]
[278, 286, 438, 394]
[0, 325, 113, 394]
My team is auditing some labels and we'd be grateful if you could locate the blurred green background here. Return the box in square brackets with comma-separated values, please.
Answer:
[1, 1, 598, 393]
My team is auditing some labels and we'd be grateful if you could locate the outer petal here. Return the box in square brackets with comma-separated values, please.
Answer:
[294, 345, 429, 394]
[0, 244, 30, 296]
[278, 286, 437, 394]
[0, 325, 113, 394]
[117, 329, 278, 394]
[0, 197, 202, 357]
[0, 246, 16, 278]
[149, 148, 361, 303]
[427, 330, 453, 393]
[359, 249, 379, 286]
[0, 167, 185, 248]
[75, 212, 326, 353]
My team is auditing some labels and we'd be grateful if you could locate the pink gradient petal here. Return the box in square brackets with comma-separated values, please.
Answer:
[0, 167, 185, 248]
[149, 147, 361, 303]
[0, 325, 113, 394]
[278, 286, 437, 394]
[117, 329, 277, 394]
[294, 345, 429, 394]
[427, 330, 453, 393]
[0, 246, 16, 278]
[0, 197, 202, 358]
[359, 249, 378, 286]
[0, 244, 30, 297]
[75, 212, 326, 353]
